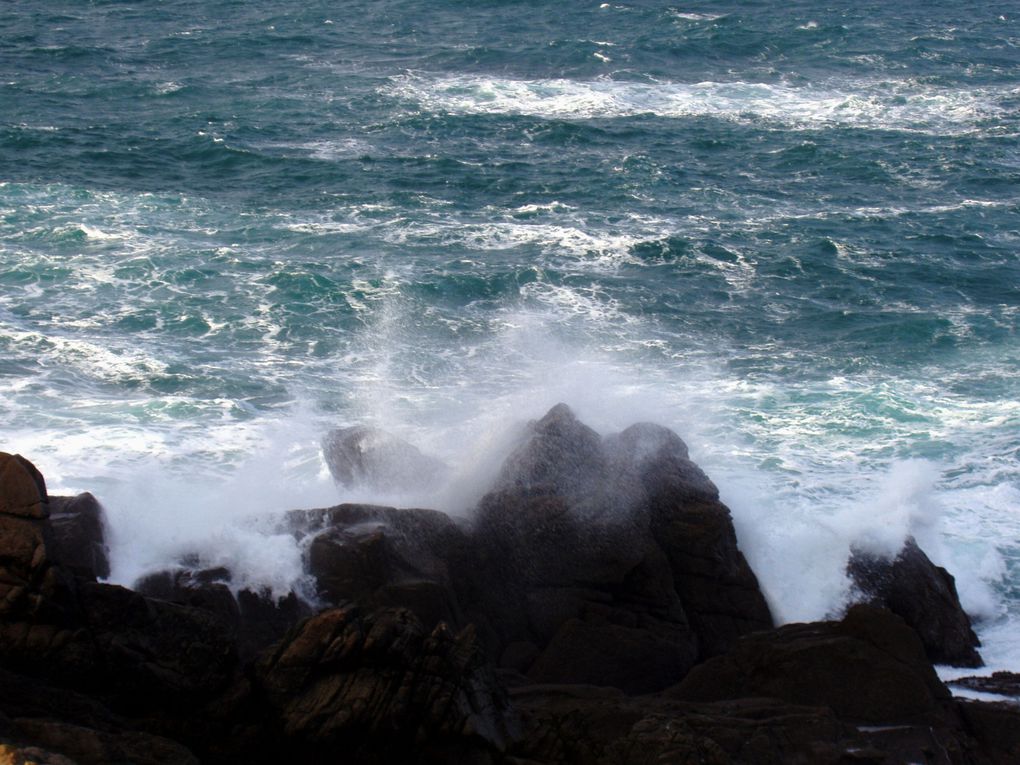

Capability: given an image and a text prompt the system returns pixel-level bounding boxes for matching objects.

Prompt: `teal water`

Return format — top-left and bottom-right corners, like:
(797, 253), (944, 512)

(2, 1), (1019, 667)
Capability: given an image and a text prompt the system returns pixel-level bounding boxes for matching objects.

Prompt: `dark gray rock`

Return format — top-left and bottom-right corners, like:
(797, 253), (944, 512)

(322, 426), (449, 493)
(848, 537), (982, 667)
(46, 493), (110, 581)
(670, 604), (951, 725)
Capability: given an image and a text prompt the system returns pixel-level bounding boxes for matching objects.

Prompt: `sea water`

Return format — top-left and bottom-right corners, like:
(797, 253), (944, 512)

(1, 1), (1018, 672)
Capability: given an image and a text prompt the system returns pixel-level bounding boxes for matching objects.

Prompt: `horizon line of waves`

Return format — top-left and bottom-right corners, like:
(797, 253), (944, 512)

(386, 73), (1014, 134)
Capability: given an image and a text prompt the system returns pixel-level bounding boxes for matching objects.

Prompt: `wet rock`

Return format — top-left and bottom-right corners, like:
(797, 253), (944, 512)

(135, 566), (311, 661)
(254, 605), (519, 762)
(293, 503), (469, 631)
(949, 671), (1020, 699)
(848, 537), (982, 667)
(322, 426), (449, 493)
(670, 604), (951, 725)
(46, 494), (109, 582)
(495, 403), (616, 510)
(455, 404), (771, 689)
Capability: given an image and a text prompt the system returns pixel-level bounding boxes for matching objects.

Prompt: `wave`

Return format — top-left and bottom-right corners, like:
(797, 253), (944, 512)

(387, 73), (1013, 134)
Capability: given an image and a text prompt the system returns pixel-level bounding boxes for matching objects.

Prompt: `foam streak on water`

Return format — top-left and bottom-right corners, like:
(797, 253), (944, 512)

(1, 0), (1019, 672)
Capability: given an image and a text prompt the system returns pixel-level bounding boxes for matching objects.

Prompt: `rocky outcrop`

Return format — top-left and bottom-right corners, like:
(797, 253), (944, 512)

(0, 407), (1009, 765)
(848, 537), (982, 667)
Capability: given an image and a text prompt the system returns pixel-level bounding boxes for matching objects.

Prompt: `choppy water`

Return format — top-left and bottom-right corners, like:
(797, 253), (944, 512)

(2, 1), (1019, 669)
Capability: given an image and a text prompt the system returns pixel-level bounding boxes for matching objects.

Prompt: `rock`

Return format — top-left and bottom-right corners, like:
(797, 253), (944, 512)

(254, 605), (519, 762)
(607, 422), (772, 659)
(508, 685), (976, 765)
(848, 537), (982, 667)
(495, 403), (614, 510)
(0, 454), (48, 519)
(526, 617), (696, 694)
(0, 666), (200, 765)
(670, 604), (951, 725)
(322, 426), (449, 493)
(949, 671), (1020, 699)
(0, 454), (71, 622)
(459, 404), (770, 690)
(293, 503), (469, 631)
(604, 421), (718, 502)
(135, 566), (312, 661)
(956, 699), (1020, 764)
(46, 494), (109, 582)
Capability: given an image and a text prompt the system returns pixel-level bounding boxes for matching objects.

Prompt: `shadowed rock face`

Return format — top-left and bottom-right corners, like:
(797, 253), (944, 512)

(670, 604), (951, 725)
(47, 492), (109, 582)
(848, 537), (983, 667)
(253, 605), (518, 762)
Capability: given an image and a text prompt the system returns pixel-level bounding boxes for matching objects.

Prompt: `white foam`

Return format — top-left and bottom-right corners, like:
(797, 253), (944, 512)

(386, 73), (1009, 134)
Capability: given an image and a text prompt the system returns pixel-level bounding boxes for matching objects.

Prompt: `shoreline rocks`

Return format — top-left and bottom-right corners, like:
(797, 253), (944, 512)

(1, 408), (1015, 764)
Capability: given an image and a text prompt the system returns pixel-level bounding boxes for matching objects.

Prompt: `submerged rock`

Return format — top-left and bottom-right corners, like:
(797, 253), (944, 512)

(848, 536), (982, 667)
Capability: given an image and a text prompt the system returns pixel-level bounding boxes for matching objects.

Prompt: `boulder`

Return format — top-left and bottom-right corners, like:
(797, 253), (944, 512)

(253, 605), (519, 762)
(46, 494), (109, 582)
(848, 537), (982, 667)
(670, 604), (951, 725)
(322, 426), (449, 493)
(0, 453), (72, 622)
(291, 503), (469, 632)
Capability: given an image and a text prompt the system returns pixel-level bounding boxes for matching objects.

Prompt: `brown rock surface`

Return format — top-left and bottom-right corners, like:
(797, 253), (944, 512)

(254, 605), (518, 762)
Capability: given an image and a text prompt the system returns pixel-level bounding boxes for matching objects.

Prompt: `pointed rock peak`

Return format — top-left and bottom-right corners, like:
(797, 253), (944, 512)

(496, 404), (606, 495)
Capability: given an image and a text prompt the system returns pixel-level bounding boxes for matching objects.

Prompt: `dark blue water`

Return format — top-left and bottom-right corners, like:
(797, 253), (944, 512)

(1, 0), (1019, 669)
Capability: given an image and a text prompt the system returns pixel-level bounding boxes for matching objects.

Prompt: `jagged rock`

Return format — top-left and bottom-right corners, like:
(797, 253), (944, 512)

(464, 404), (769, 688)
(495, 403), (616, 510)
(848, 537), (982, 667)
(254, 605), (519, 762)
(46, 494), (109, 582)
(322, 426), (449, 493)
(670, 604), (951, 725)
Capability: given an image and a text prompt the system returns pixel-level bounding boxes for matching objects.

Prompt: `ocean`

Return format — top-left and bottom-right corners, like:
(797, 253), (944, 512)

(2, 0), (1018, 674)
